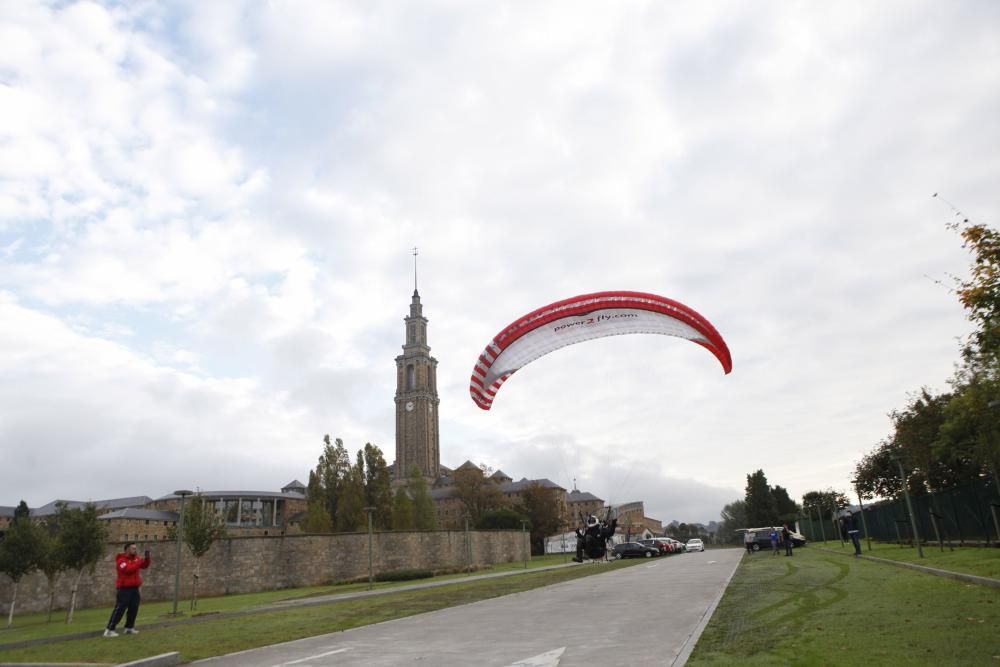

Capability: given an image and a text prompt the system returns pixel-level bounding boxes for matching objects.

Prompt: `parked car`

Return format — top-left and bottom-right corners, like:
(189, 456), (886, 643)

(665, 538), (686, 553)
(639, 538), (672, 555)
(686, 538), (705, 552)
(742, 527), (808, 551)
(613, 542), (660, 559)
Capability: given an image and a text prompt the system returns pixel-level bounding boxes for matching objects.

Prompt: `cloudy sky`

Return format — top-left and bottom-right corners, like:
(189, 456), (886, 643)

(1, 1), (997, 524)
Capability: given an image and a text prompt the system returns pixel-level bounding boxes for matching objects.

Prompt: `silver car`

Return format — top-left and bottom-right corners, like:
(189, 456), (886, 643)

(685, 538), (705, 552)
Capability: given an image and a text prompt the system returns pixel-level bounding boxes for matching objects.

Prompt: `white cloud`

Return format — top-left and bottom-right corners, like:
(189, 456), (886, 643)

(0, 1), (997, 524)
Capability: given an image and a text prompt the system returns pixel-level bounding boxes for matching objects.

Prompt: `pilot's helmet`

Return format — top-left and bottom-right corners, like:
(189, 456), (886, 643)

(586, 515), (599, 527)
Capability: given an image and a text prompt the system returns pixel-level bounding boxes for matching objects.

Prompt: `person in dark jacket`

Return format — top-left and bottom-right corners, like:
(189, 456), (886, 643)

(104, 542), (151, 637)
(572, 512), (618, 562)
(781, 524), (794, 556)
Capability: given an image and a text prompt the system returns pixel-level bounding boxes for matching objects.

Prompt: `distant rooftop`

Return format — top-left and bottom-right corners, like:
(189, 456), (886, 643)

(98, 508), (179, 522)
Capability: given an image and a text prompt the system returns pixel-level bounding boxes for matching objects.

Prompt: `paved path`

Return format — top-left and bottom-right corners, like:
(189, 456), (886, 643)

(194, 548), (743, 667)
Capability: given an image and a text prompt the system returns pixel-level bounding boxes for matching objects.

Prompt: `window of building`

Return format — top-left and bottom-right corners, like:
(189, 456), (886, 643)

(406, 364), (415, 390)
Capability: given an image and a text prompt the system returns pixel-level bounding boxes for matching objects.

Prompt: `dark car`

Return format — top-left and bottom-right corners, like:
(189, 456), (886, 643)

(743, 527), (807, 551)
(613, 542), (660, 559)
(639, 538), (672, 555)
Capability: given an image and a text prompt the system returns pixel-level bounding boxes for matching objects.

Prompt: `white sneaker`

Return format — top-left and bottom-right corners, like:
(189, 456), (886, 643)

(103, 629), (118, 637)
(124, 628), (139, 635)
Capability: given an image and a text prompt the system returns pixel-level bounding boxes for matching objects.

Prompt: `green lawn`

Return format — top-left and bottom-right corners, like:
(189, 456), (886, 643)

(688, 547), (1000, 666)
(836, 540), (1000, 579)
(0, 557), (637, 664)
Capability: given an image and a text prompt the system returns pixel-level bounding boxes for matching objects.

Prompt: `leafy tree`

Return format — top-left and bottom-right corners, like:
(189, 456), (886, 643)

(335, 451), (368, 532)
(35, 524), (65, 623)
(363, 443), (393, 529)
(302, 470), (333, 533)
(408, 466), (437, 530)
(172, 495), (228, 610)
(939, 369), (1000, 489)
(0, 501), (42, 628)
(801, 490), (848, 519)
(771, 485), (800, 523)
(516, 484), (562, 555)
(452, 464), (504, 525)
(391, 486), (415, 529)
(57, 502), (107, 624)
(478, 508), (526, 530)
(744, 470), (778, 527)
(719, 499), (747, 543)
(316, 435), (352, 528)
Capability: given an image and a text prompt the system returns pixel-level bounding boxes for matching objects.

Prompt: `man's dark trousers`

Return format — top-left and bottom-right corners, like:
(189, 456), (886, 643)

(107, 586), (141, 630)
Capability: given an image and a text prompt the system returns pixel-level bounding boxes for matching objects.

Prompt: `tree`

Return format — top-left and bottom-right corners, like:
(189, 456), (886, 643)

(57, 502), (107, 624)
(391, 486), (415, 530)
(801, 490), (849, 521)
(452, 464), (504, 525)
(744, 470), (778, 527)
(0, 501), (42, 627)
(719, 499), (747, 543)
(771, 485), (800, 523)
(478, 508), (526, 529)
(516, 484), (563, 554)
(173, 495), (227, 610)
(35, 524), (65, 623)
(301, 470), (333, 533)
(335, 451), (368, 532)
(316, 435), (352, 528)
(363, 443), (393, 529)
(408, 466), (437, 530)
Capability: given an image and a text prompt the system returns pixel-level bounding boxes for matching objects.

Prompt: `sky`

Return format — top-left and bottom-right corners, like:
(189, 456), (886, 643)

(1, 1), (998, 525)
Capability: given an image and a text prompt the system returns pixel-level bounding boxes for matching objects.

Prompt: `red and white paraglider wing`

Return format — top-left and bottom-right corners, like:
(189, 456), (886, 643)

(469, 291), (732, 410)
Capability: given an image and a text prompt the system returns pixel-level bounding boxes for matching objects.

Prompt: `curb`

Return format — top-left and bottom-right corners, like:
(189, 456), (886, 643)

(814, 546), (1000, 588)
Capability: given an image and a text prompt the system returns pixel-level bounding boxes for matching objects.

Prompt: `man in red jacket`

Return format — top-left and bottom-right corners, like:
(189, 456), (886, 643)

(103, 542), (151, 637)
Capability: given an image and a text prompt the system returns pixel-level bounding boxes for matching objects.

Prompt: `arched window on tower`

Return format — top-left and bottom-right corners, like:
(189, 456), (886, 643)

(406, 364), (415, 390)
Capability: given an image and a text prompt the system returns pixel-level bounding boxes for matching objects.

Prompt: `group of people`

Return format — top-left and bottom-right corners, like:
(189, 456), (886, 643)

(744, 524), (795, 556)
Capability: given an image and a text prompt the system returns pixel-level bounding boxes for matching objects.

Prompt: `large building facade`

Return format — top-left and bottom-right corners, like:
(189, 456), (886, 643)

(394, 288), (441, 482)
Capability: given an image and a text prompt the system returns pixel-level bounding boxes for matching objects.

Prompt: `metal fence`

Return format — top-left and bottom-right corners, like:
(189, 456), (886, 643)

(797, 478), (1000, 547)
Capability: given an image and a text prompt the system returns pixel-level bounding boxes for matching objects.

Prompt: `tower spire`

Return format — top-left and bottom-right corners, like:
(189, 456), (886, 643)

(412, 246), (419, 294)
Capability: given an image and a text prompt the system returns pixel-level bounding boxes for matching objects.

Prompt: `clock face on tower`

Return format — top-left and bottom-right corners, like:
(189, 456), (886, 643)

(405, 401), (414, 411)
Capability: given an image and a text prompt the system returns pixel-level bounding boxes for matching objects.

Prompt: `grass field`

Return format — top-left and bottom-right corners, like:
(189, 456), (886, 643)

(688, 547), (1000, 666)
(823, 540), (1000, 579)
(0, 555), (634, 664)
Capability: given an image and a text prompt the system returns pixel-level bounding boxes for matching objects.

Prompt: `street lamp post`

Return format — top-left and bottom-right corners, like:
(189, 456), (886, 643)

(170, 490), (193, 617)
(892, 457), (924, 558)
(520, 520), (529, 569)
(363, 506), (375, 590)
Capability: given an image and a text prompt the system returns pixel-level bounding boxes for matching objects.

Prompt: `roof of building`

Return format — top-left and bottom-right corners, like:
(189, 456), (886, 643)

(501, 478), (564, 493)
(429, 477), (565, 500)
(490, 469), (512, 481)
(0, 506), (16, 518)
(566, 490), (603, 503)
(282, 480), (306, 490)
(32, 496), (153, 517)
(98, 508), (179, 522)
(154, 490), (305, 501)
(455, 460), (481, 472)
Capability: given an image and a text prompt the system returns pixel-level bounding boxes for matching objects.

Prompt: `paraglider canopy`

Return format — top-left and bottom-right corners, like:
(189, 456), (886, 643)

(469, 291), (731, 410)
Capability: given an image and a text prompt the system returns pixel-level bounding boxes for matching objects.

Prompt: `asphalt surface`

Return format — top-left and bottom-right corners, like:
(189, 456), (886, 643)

(194, 548), (743, 667)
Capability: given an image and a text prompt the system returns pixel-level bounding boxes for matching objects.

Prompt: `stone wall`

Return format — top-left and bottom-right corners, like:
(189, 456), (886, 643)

(0, 529), (528, 615)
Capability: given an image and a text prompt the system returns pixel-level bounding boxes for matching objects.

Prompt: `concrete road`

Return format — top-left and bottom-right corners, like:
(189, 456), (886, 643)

(195, 548), (742, 667)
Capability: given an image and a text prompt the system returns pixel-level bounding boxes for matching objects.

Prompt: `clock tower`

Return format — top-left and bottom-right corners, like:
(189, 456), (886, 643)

(394, 285), (440, 481)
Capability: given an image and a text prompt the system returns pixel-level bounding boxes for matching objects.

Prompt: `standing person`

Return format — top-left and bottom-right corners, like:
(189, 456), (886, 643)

(769, 527), (780, 555)
(782, 524), (794, 556)
(104, 543), (151, 637)
(847, 512), (863, 556)
(744, 530), (756, 555)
